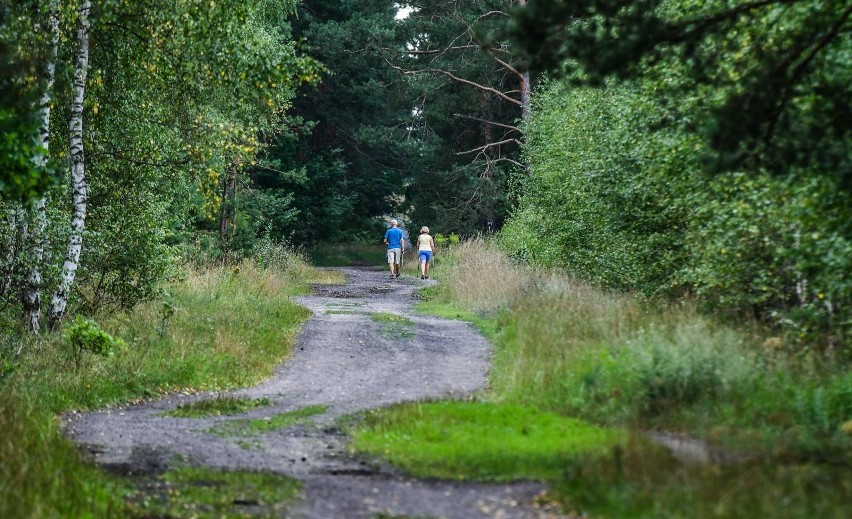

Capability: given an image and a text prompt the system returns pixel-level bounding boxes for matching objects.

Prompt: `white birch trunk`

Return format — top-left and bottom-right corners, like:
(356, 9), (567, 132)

(24, 0), (60, 333)
(50, 0), (91, 327)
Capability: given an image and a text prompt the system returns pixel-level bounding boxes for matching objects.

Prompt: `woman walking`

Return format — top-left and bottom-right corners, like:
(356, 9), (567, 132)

(417, 226), (435, 279)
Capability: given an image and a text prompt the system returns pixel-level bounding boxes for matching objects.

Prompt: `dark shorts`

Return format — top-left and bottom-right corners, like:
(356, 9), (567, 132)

(418, 250), (432, 262)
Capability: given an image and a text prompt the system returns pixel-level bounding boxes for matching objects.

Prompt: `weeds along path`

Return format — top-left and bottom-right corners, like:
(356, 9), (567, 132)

(65, 267), (556, 519)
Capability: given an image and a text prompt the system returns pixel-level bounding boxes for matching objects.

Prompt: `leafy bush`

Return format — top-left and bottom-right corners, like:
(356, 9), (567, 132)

(64, 316), (126, 368)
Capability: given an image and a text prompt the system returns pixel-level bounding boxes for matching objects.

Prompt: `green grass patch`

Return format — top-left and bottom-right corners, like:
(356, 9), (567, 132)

(127, 466), (300, 519)
(414, 287), (499, 341)
(370, 312), (415, 339)
(350, 401), (624, 481)
(209, 404), (328, 437)
(163, 396), (271, 418)
(370, 312), (414, 325)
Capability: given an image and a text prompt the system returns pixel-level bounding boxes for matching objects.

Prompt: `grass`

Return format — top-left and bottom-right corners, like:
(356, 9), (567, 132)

(351, 401), (624, 481)
(164, 396), (271, 418)
(126, 465), (300, 519)
(310, 269), (348, 284)
(370, 312), (415, 339)
(0, 259), (327, 517)
(355, 238), (852, 517)
(209, 404), (328, 437)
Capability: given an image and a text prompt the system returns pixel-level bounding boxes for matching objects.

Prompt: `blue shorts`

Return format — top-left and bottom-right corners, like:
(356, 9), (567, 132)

(418, 250), (432, 262)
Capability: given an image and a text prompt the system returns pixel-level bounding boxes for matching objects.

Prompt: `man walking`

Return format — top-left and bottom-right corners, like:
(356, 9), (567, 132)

(384, 219), (405, 279)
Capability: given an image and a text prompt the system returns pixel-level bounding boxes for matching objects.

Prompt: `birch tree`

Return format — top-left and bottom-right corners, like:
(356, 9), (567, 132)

(24, 0), (60, 333)
(50, 0), (90, 327)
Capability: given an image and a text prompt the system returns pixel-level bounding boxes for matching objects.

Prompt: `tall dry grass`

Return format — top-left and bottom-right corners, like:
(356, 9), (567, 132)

(435, 237), (528, 314)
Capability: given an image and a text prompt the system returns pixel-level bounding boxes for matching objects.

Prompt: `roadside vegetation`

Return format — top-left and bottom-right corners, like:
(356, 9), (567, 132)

(357, 239), (851, 517)
(0, 250), (334, 518)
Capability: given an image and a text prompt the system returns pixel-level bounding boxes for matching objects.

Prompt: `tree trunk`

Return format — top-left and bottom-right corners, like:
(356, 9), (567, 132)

(50, 0), (91, 327)
(519, 70), (531, 120)
(516, 0), (531, 120)
(1, 209), (23, 299)
(24, 0), (60, 333)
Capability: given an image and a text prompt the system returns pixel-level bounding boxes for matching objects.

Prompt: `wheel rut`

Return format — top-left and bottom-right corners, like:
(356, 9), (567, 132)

(64, 267), (562, 519)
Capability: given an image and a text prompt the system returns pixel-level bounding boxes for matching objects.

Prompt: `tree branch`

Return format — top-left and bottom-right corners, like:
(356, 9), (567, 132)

(453, 113), (521, 133)
(426, 68), (523, 106)
(456, 138), (521, 155)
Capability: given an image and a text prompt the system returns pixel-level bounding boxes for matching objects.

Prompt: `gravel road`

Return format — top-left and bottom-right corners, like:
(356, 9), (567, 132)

(64, 268), (561, 519)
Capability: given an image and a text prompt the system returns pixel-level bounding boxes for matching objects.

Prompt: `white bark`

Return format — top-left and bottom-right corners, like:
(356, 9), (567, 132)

(50, 0), (91, 327)
(25, 0), (60, 333)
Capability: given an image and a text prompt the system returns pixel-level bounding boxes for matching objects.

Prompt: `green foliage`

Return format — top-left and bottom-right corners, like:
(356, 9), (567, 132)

(1, 0), (323, 330)
(309, 241), (387, 267)
(350, 401), (624, 481)
(64, 315), (126, 368)
(397, 1), (525, 235)
(257, 0), (417, 243)
(0, 6), (57, 202)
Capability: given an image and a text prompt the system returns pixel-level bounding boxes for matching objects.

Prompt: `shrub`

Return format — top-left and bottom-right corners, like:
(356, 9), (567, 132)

(64, 316), (126, 369)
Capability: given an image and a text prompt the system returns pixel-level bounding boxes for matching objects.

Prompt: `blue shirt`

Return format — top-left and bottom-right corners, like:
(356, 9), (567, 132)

(384, 227), (404, 250)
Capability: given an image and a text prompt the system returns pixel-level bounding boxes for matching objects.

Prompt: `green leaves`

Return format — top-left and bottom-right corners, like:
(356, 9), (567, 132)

(64, 315), (126, 367)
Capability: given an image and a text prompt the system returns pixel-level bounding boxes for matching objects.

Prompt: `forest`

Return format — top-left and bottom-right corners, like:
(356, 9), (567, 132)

(0, 0), (849, 517)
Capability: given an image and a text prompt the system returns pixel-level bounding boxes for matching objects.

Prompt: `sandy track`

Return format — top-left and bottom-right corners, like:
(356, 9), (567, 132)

(65, 268), (558, 519)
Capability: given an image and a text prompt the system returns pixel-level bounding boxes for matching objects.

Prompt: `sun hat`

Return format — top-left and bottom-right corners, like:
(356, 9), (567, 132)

(420, 226), (429, 233)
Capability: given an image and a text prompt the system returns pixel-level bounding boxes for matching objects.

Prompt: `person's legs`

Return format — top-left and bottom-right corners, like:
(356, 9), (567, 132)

(389, 248), (401, 277)
(421, 250), (432, 278)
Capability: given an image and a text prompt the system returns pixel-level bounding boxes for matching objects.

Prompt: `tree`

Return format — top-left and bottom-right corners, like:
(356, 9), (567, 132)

(49, 0), (90, 326)
(255, 0), (416, 244)
(390, 0), (531, 234)
(508, 0), (852, 184)
(2, 0), (320, 330)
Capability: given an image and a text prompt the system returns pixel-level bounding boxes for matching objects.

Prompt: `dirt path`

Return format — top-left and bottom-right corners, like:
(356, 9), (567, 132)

(65, 268), (559, 519)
